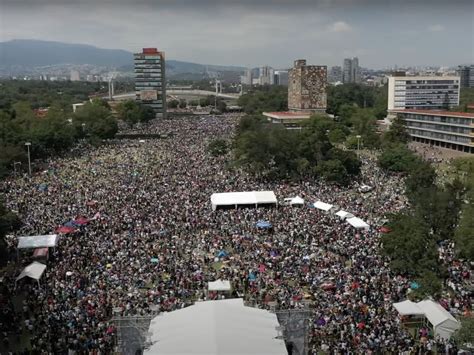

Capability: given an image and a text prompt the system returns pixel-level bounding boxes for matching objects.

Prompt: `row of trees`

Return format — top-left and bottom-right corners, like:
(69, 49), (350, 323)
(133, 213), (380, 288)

(231, 115), (361, 184)
(0, 99), (118, 177)
(378, 119), (472, 297)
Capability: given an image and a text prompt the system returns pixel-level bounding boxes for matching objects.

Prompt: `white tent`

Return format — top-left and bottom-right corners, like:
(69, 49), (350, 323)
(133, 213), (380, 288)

(417, 300), (461, 340)
(146, 299), (286, 355)
(16, 262), (46, 285)
(211, 191), (277, 211)
(285, 196), (304, 205)
(335, 210), (354, 220)
(17, 234), (58, 249)
(313, 201), (334, 212)
(393, 300), (425, 316)
(208, 280), (232, 291)
(393, 299), (460, 340)
(346, 217), (370, 230)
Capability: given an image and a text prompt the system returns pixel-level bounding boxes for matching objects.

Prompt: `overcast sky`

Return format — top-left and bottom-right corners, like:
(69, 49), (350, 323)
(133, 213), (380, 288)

(1, 0), (473, 69)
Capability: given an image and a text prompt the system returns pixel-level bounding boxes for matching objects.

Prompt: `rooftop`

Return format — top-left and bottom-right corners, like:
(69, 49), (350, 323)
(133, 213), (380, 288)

(392, 109), (474, 119)
(263, 111), (312, 119)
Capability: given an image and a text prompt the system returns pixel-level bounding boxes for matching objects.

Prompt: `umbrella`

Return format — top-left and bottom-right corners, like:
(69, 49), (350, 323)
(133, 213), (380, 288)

(248, 272), (257, 281)
(217, 250), (228, 258)
(38, 183), (48, 192)
(158, 229), (168, 236)
(256, 220), (272, 229)
(379, 226), (392, 233)
(410, 282), (420, 290)
(258, 264), (266, 272)
(150, 258), (159, 263)
(56, 226), (76, 234)
(316, 318), (326, 326)
(74, 217), (89, 225)
(307, 203), (315, 208)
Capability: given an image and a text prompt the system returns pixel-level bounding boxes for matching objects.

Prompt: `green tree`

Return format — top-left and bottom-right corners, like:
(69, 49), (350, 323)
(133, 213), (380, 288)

(0, 197), (21, 266)
(207, 139), (229, 157)
(73, 101), (117, 139)
(316, 160), (348, 184)
(383, 117), (410, 145)
(454, 317), (474, 350)
(378, 144), (419, 172)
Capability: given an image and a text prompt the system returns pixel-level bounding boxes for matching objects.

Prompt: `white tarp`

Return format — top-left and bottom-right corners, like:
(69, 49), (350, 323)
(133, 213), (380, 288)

(417, 300), (461, 340)
(393, 300), (425, 316)
(208, 280), (232, 291)
(346, 217), (370, 230)
(211, 191), (277, 211)
(16, 262), (46, 282)
(313, 201), (334, 211)
(17, 234), (58, 249)
(146, 299), (286, 355)
(335, 210), (354, 220)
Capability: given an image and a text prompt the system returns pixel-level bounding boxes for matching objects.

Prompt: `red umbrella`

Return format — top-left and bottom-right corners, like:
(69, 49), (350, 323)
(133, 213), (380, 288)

(74, 216), (89, 225)
(321, 282), (336, 291)
(357, 322), (365, 329)
(56, 226), (76, 234)
(379, 226), (392, 233)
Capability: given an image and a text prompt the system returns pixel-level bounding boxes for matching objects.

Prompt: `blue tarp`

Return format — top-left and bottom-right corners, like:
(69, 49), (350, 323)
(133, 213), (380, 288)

(256, 220), (272, 229)
(248, 272), (257, 281)
(410, 282), (420, 290)
(150, 258), (159, 263)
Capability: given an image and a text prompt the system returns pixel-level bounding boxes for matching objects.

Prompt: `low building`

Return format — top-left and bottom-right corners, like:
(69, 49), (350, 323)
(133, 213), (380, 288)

(263, 111), (312, 129)
(393, 109), (474, 153)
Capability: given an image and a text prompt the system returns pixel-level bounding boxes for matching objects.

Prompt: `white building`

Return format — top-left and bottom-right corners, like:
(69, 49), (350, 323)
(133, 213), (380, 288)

(240, 68), (253, 85)
(343, 57), (360, 83)
(388, 75), (460, 113)
(70, 70), (80, 81)
(259, 66), (274, 85)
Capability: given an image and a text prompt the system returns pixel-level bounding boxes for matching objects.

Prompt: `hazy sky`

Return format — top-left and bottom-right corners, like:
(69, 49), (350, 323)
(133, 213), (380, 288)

(1, 0), (473, 68)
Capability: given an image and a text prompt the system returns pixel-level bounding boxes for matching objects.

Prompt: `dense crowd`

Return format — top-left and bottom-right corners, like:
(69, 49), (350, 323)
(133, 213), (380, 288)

(0, 114), (470, 354)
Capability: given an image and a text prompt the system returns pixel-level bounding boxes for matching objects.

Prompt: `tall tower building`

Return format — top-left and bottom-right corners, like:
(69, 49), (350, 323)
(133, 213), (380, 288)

(342, 57), (360, 83)
(288, 59), (327, 113)
(134, 48), (166, 118)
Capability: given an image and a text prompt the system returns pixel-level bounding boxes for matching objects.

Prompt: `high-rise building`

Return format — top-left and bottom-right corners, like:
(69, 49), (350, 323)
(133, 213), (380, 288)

(288, 59), (327, 112)
(259, 66), (274, 85)
(274, 71), (289, 86)
(328, 66), (342, 83)
(342, 57), (360, 83)
(70, 70), (80, 81)
(456, 65), (474, 88)
(240, 69), (253, 85)
(134, 48), (166, 118)
(388, 75), (460, 113)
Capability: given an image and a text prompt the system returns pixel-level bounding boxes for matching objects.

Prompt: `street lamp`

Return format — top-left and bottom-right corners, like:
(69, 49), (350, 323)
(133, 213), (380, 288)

(356, 135), (362, 158)
(25, 142), (32, 176)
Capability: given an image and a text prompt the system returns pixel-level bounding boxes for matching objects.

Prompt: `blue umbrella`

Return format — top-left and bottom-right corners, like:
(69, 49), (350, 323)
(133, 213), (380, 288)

(150, 258), (159, 263)
(158, 229), (167, 236)
(248, 272), (257, 281)
(38, 183), (48, 192)
(256, 220), (272, 229)
(410, 282), (420, 290)
(217, 250), (228, 258)
(307, 203), (315, 208)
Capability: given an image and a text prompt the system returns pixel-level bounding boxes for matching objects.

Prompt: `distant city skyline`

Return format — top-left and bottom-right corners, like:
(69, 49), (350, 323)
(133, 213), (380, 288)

(1, 0), (473, 69)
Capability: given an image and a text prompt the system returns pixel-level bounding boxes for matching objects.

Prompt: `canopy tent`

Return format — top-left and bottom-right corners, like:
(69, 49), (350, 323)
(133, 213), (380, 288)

(335, 210), (354, 220)
(313, 201), (334, 212)
(417, 300), (461, 340)
(393, 300), (425, 316)
(56, 226), (76, 234)
(73, 216), (89, 225)
(145, 299), (286, 355)
(346, 217), (370, 230)
(16, 262), (46, 286)
(208, 280), (232, 291)
(393, 299), (460, 340)
(256, 220), (272, 229)
(17, 235), (58, 249)
(284, 196), (304, 205)
(211, 191), (277, 211)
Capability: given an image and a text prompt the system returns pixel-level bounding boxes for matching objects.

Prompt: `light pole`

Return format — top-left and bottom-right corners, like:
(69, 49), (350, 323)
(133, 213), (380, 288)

(356, 135), (362, 158)
(25, 142), (32, 176)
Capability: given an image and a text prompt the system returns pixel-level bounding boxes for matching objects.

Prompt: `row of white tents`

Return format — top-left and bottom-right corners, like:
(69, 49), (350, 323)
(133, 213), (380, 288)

(312, 200), (370, 231)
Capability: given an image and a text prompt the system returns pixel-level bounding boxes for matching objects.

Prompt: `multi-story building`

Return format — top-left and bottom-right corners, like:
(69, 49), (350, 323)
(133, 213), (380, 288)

(240, 69), (253, 86)
(134, 48), (166, 118)
(388, 76), (460, 114)
(328, 66), (342, 83)
(258, 66), (274, 85)
(456, 65), (474, 88)
(70, 70), (80, 81)
(274, 70), (289, 86)
(342, 57), (360, 83)
(288, 59), (327, 113)
(393, 109), (474, 153)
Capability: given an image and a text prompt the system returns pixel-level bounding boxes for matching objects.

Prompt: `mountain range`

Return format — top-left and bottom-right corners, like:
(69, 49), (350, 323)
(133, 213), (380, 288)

(0, 39), (244, 77)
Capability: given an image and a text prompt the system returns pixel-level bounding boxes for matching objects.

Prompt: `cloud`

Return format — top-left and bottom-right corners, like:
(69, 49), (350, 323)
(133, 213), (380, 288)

(327, 21), (353, 33)
(428, 24), (445, 32)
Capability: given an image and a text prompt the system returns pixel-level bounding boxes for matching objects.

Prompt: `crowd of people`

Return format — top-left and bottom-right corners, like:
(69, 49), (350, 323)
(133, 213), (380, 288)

(0, 114), (470, 354)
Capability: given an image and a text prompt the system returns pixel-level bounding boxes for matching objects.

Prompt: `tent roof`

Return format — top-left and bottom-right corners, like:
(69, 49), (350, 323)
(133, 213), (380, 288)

(346, 217), (370, 229)
(417, 300), (459, 328)
(290, 196), (304, 205)
(313, 201), (333, 211)
(16, 262), (46, 281)
(146, 299), (286, 355)
(211, 191), (277, 208)
(208, 280), (232, 291)
(17, 234), (58, 249)
(393, 300), (424, 316)
(335, 210), (354, 219)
